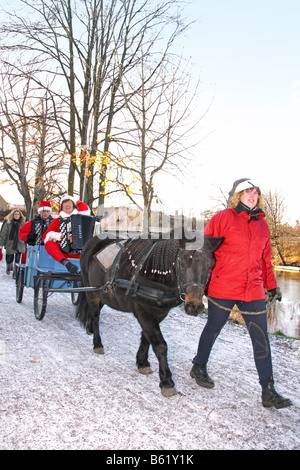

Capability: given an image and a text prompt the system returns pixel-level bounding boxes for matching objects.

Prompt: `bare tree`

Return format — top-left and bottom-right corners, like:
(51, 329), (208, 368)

(0, 73), (65, 216)
(103, 54), (202, 227)
(0, 0), (191, 208)
(264, 189), (287, 265)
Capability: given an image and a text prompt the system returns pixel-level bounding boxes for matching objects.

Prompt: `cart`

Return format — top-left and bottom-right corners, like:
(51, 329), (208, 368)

(15, 215), (99, 320)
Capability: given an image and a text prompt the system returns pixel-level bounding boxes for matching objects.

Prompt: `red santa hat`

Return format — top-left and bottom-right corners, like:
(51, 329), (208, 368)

(76, 200), (91, 215)
(38, 200), (52, 213)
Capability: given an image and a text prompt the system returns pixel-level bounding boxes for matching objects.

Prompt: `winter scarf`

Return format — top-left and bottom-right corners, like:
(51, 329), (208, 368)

(9, 219), (21, 250)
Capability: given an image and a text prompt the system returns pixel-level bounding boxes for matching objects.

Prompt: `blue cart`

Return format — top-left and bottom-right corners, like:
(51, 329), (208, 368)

(15, 215), (98, 320)
(16, 245), (84, 320)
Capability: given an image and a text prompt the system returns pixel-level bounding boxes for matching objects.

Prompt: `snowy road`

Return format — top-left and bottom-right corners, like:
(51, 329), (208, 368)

(0, 261), (299, 450)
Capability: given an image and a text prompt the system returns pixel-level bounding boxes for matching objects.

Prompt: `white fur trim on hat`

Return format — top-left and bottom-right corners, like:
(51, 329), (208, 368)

(60, 195), (77, 206)
(38, 200), (52, 213)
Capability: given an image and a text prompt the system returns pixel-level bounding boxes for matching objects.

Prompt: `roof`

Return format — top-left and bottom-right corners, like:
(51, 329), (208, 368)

(0, 194), (9, 211)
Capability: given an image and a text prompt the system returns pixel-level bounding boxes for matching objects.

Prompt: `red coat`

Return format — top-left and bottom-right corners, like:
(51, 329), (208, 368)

(204, 208), (277, 301)
(42, 201), (90, 263)
(19, 215), (53, 245)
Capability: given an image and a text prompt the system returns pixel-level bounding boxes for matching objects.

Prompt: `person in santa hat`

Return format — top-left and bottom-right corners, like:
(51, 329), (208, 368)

(19, 200), (53, 246)
(42, 195), (91, 273)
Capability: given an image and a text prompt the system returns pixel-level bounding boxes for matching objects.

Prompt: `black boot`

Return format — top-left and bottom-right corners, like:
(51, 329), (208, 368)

(6, 262), (13, 275)
(262, 381), (293, 409)
(190, 363), (215, 389)
(64, 261), (78, 274)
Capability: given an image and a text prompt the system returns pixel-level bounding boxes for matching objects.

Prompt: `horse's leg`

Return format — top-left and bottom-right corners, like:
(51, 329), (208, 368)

(86, 292), (104, 355)
(136, 332), (152, 375)
(135, 309), (176, 397)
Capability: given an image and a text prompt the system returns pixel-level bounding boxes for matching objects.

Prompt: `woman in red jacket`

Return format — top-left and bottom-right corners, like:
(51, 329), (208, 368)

(190, 179), (292, 409)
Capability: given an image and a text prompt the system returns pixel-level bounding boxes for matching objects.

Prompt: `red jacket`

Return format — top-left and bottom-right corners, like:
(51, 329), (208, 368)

(204, 208), (277, 301)
(42, 201), (90, 245)
(42, 201), (90, 263)
(19, 215), (53, 245)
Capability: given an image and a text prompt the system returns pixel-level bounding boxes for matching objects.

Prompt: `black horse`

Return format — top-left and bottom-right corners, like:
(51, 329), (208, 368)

(76, 234), (222, 396)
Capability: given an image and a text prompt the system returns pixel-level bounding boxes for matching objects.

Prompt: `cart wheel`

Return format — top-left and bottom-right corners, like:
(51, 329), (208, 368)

(34, 277), (48, 321)
(16, 267), (25, 303)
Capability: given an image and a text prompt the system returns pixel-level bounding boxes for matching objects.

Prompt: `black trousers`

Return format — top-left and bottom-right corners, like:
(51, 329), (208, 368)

(193, 297), (273, 387)
(6, 252), (21, 264)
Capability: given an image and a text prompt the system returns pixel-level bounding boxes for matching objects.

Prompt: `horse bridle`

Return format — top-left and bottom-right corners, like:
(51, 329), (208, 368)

(176, 248), (206, 301)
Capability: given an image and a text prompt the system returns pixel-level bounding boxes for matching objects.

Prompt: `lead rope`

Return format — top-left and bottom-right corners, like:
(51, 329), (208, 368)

(206, 291), (280, 316)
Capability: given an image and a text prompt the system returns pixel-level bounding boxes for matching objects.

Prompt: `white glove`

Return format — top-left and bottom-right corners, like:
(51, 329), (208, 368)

(44, 231), (62, 243)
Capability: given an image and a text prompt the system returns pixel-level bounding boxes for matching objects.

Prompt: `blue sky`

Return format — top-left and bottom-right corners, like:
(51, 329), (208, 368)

(156, 0), (300, 223)
(1, 0), (299, 223)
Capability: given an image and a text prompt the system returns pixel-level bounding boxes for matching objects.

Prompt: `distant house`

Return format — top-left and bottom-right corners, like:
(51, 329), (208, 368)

(0, 194), (9, 211)
(0, 194), (26, 221)
(99, 206), (192, 235)
(8, 203), (26, 211)
(100, 206), (134, 232)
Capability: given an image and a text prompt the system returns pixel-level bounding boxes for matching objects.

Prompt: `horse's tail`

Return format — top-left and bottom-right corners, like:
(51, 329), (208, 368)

(75, 290), (90, 328)
(75, 235), (99, 329)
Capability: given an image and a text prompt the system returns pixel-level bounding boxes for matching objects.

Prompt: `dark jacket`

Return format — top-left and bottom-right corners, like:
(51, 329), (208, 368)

(0, 210), (26, 254)
(19, 214), (53, 245)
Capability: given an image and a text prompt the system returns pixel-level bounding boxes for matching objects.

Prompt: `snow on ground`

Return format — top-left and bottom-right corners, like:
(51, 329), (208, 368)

(0, 260), (299, 451)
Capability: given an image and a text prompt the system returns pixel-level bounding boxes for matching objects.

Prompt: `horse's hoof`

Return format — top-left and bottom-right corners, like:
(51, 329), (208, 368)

(86, 324), (92, 335)
(94, 347), (104, 355)
(138, 366), (153, 375)
(161, 387), (177, 397)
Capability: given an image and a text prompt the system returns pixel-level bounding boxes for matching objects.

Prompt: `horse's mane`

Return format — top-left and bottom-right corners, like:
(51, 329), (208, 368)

(125, 238), (180, 283)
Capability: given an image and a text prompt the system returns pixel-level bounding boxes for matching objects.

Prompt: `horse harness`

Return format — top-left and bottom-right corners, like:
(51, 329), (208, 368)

(175, 249), (206, 302)
(94, 239), (205, 307)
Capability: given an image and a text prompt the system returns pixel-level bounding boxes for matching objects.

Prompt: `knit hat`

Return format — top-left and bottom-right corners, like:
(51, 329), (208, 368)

(38, 200), (52, 213)
(227, 178), (261, 205)
(60, 195), (77, 207)
(76, 200), (91, 215)
(234, 179), (261, 194)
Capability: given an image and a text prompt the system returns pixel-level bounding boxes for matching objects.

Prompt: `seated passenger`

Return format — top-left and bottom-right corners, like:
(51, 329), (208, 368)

(19, 200), (53, 246)
(42, 195), (90, 273)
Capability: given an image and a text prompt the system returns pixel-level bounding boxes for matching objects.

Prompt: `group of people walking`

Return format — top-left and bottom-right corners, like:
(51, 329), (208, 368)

(0, 181), (293, 409)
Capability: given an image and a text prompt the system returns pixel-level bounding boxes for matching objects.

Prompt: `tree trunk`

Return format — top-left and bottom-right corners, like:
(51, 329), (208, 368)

(275, 241), (287, 266)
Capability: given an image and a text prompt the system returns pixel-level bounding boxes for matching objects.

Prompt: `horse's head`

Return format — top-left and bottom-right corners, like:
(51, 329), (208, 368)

(177, 236), (223, 316)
